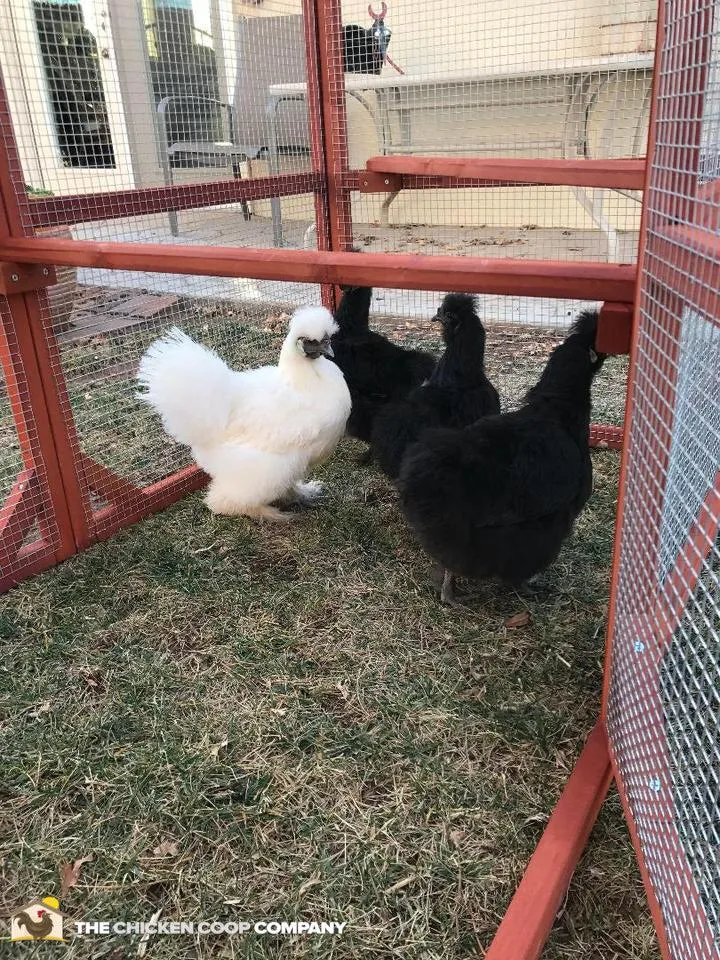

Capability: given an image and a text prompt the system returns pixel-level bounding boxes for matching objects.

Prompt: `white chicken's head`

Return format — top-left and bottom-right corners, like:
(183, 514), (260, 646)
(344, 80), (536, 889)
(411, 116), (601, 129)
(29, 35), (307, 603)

(288, 306), (337, 360)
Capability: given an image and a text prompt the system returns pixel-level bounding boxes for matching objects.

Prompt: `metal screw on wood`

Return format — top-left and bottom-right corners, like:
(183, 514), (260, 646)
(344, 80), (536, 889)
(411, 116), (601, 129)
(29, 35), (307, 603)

(42, 268), (49, 276)
(11, 273), (18, 282)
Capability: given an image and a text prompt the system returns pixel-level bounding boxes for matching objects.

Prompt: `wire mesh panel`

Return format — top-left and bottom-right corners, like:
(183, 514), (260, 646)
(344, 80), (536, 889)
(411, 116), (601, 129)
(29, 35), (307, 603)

(0, 296), (68, 590)
(605, 0), (720, 956)
(328, 0), (654, 327)
(0, 0), (317, 251)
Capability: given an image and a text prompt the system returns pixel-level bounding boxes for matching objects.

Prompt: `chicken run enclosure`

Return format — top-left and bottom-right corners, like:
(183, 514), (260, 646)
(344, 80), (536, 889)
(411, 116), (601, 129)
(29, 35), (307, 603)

(0, 0), (719, 955)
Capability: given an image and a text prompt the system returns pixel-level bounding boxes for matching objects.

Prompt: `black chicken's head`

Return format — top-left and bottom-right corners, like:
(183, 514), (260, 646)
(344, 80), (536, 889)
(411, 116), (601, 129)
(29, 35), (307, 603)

(432, 293), (481, 341)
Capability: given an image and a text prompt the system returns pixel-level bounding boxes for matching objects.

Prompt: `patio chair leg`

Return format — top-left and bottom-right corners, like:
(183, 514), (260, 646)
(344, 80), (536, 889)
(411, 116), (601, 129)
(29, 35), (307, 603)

(233, 161), (252, 222)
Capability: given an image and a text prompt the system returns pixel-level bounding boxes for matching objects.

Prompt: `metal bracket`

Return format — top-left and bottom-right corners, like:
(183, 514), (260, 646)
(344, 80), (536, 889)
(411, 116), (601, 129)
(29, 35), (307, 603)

(597, 301), (634, 355)
(0, 262), (57, 296)
(358, 171), (403, 193)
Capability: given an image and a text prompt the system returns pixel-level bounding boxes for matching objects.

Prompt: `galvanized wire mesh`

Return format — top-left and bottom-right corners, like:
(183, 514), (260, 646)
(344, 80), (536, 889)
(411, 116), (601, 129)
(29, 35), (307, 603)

(0, 0), (652, 327)
(0, 0), (639, 584)
(0, 297), (61, 587)
(605, 0), (720, 955)
(0, 0), (315, 250)
(333, 0), (653, 326)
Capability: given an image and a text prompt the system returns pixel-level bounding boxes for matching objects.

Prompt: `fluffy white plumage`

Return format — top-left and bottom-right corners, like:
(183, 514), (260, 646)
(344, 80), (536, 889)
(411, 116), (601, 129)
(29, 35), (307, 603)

(137, 306), (351, 519)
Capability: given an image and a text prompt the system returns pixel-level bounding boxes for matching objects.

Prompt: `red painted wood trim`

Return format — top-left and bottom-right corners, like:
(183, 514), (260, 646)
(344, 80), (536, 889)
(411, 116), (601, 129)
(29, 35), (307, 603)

(313, 0), (354, 266)
(597, 302), (634, 355)
(0, 76), (81, 566)
(301, 0), (336, 311)
(79, 455), (144, 505)
(602, 4), (716, 956)
(26, 173), (321, 229)
(0, 237), (637, 300)
(366, 156), (647, 190)
(589, 424), (623, 450)
(0, 469), (39, 560)
(485, 722), (612, 960)
(89, 465), (208, 539)
(0, 543), (58, 594)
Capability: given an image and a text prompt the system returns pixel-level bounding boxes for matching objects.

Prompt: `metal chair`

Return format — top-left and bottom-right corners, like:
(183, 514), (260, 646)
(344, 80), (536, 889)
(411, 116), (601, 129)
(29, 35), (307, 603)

(156, 15), (310, 240)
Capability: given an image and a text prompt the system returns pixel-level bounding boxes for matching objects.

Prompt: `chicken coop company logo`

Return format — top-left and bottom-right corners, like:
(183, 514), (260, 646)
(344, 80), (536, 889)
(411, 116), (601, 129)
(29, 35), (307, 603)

(10, 897), (64, 942)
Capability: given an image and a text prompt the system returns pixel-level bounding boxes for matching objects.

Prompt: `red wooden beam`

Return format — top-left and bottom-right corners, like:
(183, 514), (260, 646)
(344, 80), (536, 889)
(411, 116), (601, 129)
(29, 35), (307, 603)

(90, 465), (208, 539)
(485, 722), (613, 960)
(79, 455), (144, 506)
(597, 302), (634, 355)
(589, 424), (623, 450)
(0, 236), (637, 301)
(366, 157), (647, 190)
(314, 0), (353, 255)
(0, 76), (81, 567)
(301, 0), (335, 311)
(0, 542), (59, 594)
(0, 469), (40, 562)
(25, 173), (321, 229)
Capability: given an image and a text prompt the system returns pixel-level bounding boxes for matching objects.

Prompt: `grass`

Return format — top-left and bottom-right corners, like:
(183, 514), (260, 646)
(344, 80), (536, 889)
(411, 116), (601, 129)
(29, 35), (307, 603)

(0, 302), (653, 957)
(1, 453), (657, 958)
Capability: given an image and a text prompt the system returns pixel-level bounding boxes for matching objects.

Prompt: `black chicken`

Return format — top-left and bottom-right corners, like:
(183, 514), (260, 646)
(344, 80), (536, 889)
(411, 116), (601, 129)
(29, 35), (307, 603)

(398, 309), (607, 603)
(330, 285), (436, 444)
(371, 293), (500, 479)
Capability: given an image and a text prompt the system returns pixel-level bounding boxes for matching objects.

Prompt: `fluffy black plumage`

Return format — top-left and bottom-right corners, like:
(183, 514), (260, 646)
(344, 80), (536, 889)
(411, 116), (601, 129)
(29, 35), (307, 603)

(330, 286), (436, 443)
(370, 293), (500, 479)
(343, 24), (386, 74)
(398, 309), (607, 599)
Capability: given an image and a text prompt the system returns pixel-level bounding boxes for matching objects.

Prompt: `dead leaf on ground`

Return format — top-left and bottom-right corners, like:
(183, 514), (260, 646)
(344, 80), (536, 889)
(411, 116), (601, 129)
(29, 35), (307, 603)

(505, 611), (531, 628)
(152, 841), (179, 858)
(209, 738), (229, 759)
(80, 668), (103, 690)
(59, 856), (93, 899)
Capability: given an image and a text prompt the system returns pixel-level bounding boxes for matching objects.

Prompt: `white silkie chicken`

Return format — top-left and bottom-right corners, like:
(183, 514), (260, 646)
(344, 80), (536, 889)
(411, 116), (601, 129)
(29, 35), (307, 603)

(137, 306), (351, 520)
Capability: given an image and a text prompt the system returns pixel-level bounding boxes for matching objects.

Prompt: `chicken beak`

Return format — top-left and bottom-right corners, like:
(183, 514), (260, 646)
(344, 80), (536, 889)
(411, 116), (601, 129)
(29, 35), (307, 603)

(321, 341), (334, 358)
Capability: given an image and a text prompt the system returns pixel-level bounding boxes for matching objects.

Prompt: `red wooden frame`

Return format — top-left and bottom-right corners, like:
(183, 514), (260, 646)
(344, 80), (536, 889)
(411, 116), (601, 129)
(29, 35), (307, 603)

(0, 82), (79, 589)
(365, 156), (647, 190)
(26, 173), (321, 229)
(600, 2), (720, 957)
(0, 236), (637, 300)
(485, 723), (613, 960)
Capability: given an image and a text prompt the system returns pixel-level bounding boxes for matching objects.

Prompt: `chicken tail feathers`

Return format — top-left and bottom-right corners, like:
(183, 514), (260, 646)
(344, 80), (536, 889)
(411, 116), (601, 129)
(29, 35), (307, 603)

(137, 327), (236, 448)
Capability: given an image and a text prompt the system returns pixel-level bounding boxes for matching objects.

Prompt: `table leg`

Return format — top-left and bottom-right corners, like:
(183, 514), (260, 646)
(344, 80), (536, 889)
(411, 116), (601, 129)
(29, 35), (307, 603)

(266, 94), (285, 247)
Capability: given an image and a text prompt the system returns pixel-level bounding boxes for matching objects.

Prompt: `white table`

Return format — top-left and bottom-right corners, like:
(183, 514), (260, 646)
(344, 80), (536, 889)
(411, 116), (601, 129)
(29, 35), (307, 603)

(266, 54), (654, 250)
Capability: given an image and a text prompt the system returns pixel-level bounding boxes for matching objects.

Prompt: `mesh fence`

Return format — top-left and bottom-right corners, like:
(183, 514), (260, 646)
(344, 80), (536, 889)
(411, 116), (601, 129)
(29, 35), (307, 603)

(0, 0), (316, 248)
(334, 0), (653, 325)
(0, 0), (641, 582)
(605, 0), (720, 956)
(0, 0), (652, 325)
(0, 296), (63, 589)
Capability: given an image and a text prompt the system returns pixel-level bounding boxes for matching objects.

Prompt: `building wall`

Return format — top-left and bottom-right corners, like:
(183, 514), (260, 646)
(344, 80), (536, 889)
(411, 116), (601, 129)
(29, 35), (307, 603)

(0, 0), (655, 240)
(238, 0), (654, 235)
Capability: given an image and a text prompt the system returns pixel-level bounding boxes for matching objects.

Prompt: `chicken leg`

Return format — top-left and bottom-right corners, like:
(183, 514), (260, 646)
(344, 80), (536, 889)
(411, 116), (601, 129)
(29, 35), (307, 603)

(431, 564), (458, 606)
(292, 480), (326, 505)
